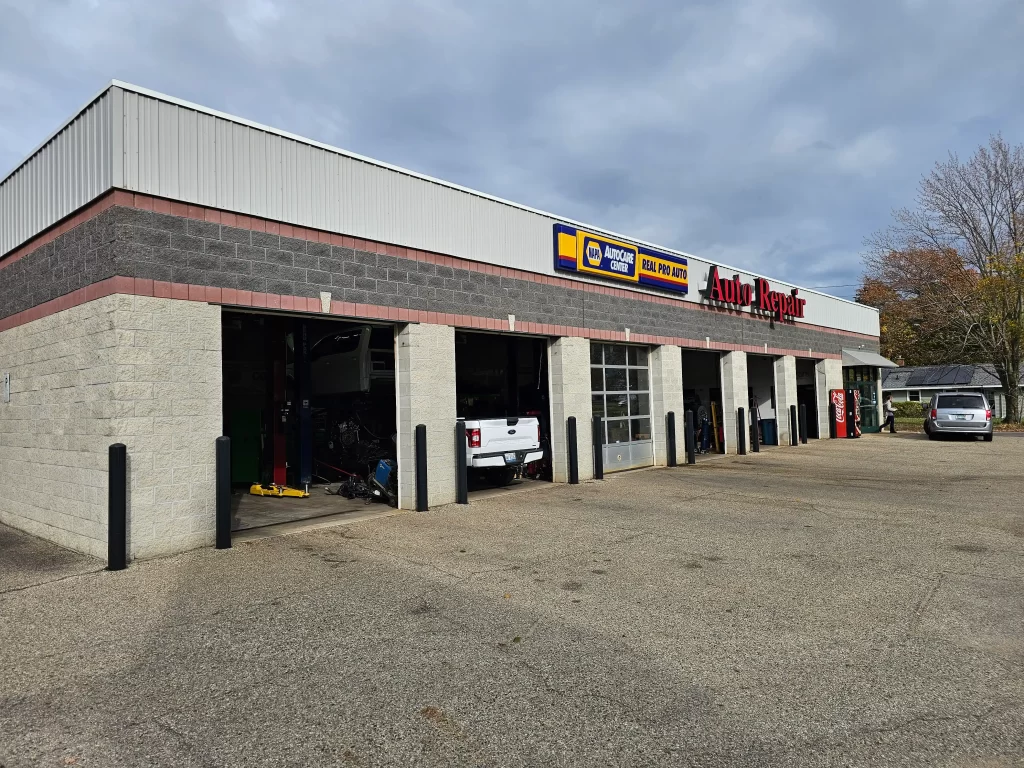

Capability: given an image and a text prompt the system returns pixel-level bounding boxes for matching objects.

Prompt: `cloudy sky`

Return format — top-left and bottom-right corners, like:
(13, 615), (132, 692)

(3, 0), (1023, 298)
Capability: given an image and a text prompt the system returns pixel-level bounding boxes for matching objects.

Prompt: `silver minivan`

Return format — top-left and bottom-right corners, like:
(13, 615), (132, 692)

(924, 391), (993, 441)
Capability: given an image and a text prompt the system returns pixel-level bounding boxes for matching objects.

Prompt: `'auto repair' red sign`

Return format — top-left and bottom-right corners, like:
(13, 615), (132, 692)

(703, 265), (806, 320)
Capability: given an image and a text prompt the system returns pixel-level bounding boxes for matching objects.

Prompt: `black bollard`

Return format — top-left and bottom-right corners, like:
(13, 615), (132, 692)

(684, 410), (696, 465)
(107, 443), (127, 571)
(415, 424), (428, 511)
(216, 436), (231, 549)
(750, 410), (760, 453)
(455, 420), (468, 504)
(666, 411), (677, 468)
(592, 414), (604, 480)
(790, 405), (799, 446)
(567, 416), (579, 485)
(799, 404), (808, 444)
(737, 407), (747, 455)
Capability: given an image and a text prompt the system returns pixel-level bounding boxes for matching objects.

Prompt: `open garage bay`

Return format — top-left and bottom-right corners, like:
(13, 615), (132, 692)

(2, 434), (1022, 766)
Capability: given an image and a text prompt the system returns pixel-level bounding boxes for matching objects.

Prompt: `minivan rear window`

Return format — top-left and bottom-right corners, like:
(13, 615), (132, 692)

(936, 395), (986, 409)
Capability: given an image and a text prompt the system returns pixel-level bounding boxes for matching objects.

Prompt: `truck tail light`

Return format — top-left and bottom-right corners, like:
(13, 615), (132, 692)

(467, 428), (480, 448)
(986, 409), (992, 420)
(537, 423), (541, 444)
(931, 409), (937, 419)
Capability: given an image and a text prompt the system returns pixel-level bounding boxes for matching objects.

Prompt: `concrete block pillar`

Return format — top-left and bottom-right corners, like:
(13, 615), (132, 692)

(548, 336), (593, 482)
(815, 358), (843, 437)
(396, 323), (457, 509)
(773, 355), (798, 445)
(650, 344), (684, 466)
(720, 350), (748, 454)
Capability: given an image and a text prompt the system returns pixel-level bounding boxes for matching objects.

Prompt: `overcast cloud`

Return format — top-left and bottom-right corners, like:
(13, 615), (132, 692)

(2, 0), (1023, 298)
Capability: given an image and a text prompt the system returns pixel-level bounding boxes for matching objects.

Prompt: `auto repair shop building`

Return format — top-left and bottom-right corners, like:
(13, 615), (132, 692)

(0, 82), (882, 559)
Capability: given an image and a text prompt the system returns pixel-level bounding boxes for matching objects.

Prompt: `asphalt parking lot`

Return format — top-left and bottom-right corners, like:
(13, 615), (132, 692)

(2, 433), (1022, 767)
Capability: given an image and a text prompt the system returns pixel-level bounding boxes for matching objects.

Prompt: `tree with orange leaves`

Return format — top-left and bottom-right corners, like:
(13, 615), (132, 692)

(863, 135), (1024, 422)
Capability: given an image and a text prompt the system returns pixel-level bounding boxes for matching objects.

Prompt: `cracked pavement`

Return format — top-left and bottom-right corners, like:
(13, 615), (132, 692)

(1, 432), (1022, 766)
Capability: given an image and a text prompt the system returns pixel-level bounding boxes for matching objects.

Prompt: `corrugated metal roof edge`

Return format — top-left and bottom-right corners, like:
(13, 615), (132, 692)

(1, 79), (878, 315)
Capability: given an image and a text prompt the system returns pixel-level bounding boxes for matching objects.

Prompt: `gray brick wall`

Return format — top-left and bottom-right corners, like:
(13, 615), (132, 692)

(1, 206), (877, 356)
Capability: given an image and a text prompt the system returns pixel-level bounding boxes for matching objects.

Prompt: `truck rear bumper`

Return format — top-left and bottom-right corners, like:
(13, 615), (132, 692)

(470, 450), (544, 468)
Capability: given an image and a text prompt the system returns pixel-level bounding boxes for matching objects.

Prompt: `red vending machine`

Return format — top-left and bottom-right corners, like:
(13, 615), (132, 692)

(830, 389), (846, 438)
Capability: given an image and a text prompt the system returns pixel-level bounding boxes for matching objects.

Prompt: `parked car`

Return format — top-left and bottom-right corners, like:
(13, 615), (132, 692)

(924, 392), (993, 441)
(464, 417), (544, 486)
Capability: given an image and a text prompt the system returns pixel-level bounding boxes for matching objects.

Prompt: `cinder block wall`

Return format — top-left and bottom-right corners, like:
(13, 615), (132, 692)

(650, 344), (684, 466)
(396, 323), (457, 509)
(0, 294), (221, 559)
(117, 295), (221, 558)
(0, 295), (122, 557)
(549, 337), (594, 482)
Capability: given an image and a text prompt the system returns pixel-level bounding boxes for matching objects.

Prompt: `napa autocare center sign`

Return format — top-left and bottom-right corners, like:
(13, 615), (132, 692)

(553, 224), (688, 294)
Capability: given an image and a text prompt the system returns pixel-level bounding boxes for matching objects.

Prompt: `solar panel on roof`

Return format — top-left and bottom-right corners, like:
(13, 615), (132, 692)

(906, 370), (929, 386)
(954, 367), (974, 385)
(936, 366), (961, 385)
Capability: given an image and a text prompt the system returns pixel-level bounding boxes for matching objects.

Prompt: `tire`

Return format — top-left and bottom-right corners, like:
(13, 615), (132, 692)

(984, 434), (993, 442)
(927, 432), (937, 441)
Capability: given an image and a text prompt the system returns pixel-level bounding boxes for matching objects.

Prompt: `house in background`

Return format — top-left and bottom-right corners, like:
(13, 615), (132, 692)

(882, 364), (1023, 418)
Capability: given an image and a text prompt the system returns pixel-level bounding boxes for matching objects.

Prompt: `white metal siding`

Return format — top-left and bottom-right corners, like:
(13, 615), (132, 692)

(2, 82), (879, 337)
(0, 90), (113, 257)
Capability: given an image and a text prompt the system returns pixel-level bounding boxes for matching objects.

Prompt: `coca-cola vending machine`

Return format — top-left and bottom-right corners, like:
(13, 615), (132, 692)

(830, 389), (845, 438)
(830, 388), (861, 438)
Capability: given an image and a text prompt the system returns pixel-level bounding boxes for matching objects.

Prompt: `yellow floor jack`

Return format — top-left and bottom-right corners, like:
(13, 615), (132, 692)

(249, 483), (310, 498)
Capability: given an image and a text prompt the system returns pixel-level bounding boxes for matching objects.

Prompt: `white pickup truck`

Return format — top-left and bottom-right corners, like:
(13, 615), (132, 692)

(464, 417), (544, 486)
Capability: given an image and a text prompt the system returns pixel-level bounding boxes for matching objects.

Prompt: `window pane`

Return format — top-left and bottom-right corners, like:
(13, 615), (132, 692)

(591, 395), (605, 418)
(628, 368), (649, 392)
(590, 343), (603, 365)
(591, 367), (603, 392)
(937, 394), (986, 409)
(606, 394), (628, 418)
(633, 347), (649, 367)
(605, 368), (627, 391)
(605, 344), (627, 366)
(607, 419), (630, 444)
(631, 418), (651, 441)
(628, 393), (650, 417)
(627, 346), (638, 366)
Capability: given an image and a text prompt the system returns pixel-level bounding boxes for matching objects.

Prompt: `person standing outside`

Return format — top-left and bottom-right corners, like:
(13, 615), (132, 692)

(883, 394), (897, 434)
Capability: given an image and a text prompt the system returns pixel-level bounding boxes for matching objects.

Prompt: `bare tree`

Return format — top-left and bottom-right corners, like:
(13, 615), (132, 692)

(865, 135), (1024, 422)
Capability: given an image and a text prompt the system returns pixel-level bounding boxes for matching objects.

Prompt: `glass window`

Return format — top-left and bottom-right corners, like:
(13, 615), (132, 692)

(628, 393), (650, 417)
(605, 368), (628, 392)
(607, 419), (630, 444)
(631, 418), (651, 440)
(936, 394), (986, 409)
(628, 368), (649, 391)
(590, 343), (652, 448)
(606, 394), (628, 418)
(604, 344), (627, 366)
(908, 391), (921, 402)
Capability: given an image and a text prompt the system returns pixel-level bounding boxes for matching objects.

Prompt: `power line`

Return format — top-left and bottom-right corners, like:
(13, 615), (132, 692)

(806, 283), (861, 290)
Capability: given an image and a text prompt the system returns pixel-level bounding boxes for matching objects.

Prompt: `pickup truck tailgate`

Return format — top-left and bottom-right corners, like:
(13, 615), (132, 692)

(476, 418), (539, 452)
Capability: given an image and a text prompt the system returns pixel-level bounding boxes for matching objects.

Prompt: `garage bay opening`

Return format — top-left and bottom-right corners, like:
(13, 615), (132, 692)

(681, 350), (725, 454)
(455, 331), (551, 490)
(796, 358), (820, 439)
(222, 312), (397, 531)
(746, 354), (779, 446)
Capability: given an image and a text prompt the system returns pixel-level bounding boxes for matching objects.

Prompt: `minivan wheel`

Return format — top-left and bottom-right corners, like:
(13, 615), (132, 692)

(984, 434), (993, 442)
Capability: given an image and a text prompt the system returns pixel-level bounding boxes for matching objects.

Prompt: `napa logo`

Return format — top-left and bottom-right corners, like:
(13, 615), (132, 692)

(585, 240), (603, 268)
